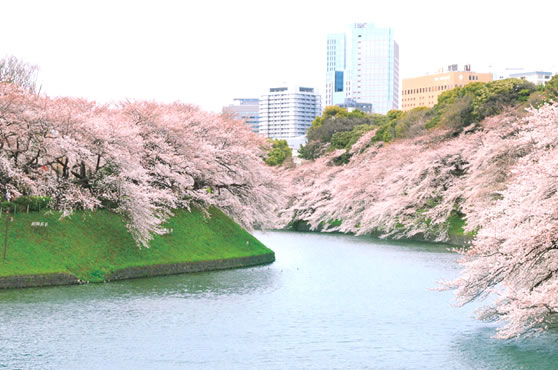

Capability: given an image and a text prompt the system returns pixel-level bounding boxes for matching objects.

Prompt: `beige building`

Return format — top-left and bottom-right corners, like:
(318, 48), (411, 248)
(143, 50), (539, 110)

(401, 66), (493, 111)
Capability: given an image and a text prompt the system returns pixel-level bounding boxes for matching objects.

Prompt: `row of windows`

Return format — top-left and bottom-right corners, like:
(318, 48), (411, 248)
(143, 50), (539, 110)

(263, 124), (311, 127)
(262, 101), (320, 105)
(263, 93), (319, 98)
(262, 97), (319, 101)
(261, 116), (318, 119)
(261, 106), (319, 110)
(402, 102), (435, 109)
(260, 126), (310, 131)
(403, 84), (464, 95)
(261, 109), (320, 113)
(261, 114), (317, 118)
(261, 117), (317, 121)
(403, 95), (435, 101)
(262, 124), (311, 128)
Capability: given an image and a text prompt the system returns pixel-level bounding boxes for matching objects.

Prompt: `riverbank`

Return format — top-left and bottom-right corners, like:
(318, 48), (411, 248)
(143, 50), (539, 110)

(289, 216), (473, 247)
(0, 207), (274, 289)
(6, 231), (556, 369)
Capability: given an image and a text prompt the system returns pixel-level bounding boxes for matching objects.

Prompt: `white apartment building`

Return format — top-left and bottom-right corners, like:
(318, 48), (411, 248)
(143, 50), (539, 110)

(493, 68), (555, 86)
(509, 71), (554, 86)
(258, 86), (321, 146)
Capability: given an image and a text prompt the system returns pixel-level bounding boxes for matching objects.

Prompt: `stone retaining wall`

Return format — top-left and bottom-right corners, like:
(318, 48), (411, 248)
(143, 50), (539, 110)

(0, 273), (80, 289)
(0, 252), (275, 289)
(106, 253), (276, 281)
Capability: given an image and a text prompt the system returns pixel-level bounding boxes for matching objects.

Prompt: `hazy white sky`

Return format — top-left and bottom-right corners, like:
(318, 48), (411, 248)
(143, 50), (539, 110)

(2, 0), (557, 112)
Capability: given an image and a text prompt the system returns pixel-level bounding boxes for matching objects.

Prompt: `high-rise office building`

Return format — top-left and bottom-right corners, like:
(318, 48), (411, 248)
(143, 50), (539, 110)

(222, 98), (259, 132)
(259, 86), (321, 147)
(325, 23), (399, 114)
(325, 33), (347, 107)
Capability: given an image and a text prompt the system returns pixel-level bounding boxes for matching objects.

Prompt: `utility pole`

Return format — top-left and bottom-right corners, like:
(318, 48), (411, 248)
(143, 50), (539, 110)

(3, 210), (9, 261)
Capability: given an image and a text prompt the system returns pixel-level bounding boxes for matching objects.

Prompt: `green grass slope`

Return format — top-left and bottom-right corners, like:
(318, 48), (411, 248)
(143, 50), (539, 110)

(0, 207), (272, 282)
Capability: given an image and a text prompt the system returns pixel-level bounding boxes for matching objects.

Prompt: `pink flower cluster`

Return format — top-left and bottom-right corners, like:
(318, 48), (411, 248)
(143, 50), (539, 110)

(279, 102), (558, 338)
(0, 83), (281, 247)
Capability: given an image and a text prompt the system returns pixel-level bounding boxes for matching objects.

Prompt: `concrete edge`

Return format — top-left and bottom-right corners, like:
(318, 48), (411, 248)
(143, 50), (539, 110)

(106, 252), (276, 282)
(0, 272), (80, 289)
(0, 252), (275, 290)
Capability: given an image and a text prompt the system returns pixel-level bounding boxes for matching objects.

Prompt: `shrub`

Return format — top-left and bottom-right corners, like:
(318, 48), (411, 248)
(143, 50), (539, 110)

(298, 141), (327, 160)
(543, 75), (558, 100)
(265, 139), (292, 166)
(330, 124), (374, 150)
(426, 78), (536, 130)
(329, 151), (352, 166)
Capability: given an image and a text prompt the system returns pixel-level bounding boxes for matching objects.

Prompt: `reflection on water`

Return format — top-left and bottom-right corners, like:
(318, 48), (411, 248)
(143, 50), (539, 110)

(0, 263), (279, 305)
(451, 326), (558, 370)
(1, 231), (556, 369)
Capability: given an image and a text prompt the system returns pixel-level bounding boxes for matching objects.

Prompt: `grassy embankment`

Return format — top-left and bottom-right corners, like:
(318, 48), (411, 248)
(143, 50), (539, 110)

(0, 207), (272, 282)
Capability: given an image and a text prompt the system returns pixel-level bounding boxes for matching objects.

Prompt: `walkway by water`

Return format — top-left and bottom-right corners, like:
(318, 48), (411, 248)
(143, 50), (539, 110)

(1, 231), (557, 369)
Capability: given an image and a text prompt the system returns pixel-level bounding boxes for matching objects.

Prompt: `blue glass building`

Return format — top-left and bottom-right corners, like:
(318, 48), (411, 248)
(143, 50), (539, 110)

(325, 23), (399, 114)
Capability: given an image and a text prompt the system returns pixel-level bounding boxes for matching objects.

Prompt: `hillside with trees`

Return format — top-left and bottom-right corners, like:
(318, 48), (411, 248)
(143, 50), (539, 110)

(279, 76), (558, 338)
(0, 58), (281, 248)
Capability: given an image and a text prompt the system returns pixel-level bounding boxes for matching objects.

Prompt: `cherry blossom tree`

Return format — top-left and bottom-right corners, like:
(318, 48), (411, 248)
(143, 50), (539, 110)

(279, 100), (558, 338)
(443, 102), (558, 339)
(0, 56), (39, 93)
(0, 83), (282, 247)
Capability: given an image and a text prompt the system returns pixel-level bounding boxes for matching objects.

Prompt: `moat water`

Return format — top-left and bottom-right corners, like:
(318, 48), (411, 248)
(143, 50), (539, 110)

(1, 231), (557, 369)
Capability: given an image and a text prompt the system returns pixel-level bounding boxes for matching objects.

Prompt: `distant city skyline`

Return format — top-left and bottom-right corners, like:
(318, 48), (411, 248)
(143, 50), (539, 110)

(2, 0), (557, 113)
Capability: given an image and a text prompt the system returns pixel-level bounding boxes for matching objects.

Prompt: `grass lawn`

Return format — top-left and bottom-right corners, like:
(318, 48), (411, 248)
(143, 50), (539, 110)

(0, 207), (272, 282)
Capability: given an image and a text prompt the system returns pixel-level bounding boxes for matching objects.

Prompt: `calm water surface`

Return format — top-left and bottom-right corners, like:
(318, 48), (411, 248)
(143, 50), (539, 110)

(1, 231), (557, 369)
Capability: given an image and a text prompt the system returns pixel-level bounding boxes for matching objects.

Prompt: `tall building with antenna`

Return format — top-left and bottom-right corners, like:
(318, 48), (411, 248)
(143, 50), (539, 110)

(325, 23), (399, 114)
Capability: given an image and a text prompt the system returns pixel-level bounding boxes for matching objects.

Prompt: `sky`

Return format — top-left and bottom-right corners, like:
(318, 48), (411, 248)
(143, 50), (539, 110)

(2, 0), (557, 112)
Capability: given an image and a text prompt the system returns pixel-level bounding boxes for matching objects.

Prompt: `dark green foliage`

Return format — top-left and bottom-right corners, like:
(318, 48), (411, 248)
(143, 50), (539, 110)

(372, 108), (429, 143)
(373, 122), (395, 142)
(298, 141), (326, 160)
(329, 151), (352, 165)
(426, 78), (536, 131)
(327, 219), (343, 227)
(308, 114), (376, 143)
(330, 124), (374, 150)
(394, 107), (430, 138)
(305, 78), (540, 157)
(265, 139), (292, 166)
(447, 210), (466, 236)
(386, 109), (404, 121)
(472, 79), (535, 119)
(524, 76), (558, 109)
(543, 75), (558, 100)
(429, 96), (474, 130)
(306, 107), (381, 143)
(330, 131), (353, 149)
(300, 107), (380, 160)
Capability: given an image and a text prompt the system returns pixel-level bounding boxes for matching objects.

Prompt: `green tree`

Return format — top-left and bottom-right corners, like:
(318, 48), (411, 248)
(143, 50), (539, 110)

(265, 139), (292, 166)
(426, 78), (536, 131)
(544, 75), (558, 100)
